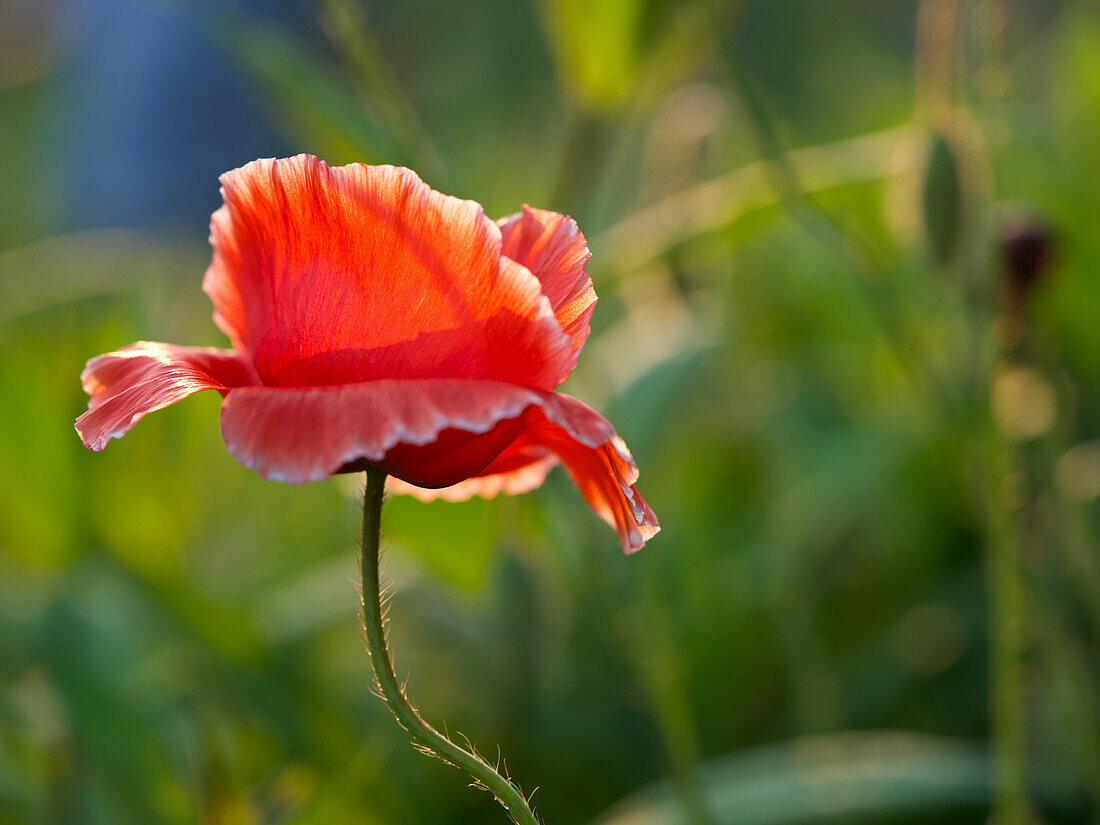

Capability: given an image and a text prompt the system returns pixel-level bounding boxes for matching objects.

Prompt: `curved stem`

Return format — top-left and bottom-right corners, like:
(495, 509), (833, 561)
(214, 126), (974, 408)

(359, 468), (540, 825)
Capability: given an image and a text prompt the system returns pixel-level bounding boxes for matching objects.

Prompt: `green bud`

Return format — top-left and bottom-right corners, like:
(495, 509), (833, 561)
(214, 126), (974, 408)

(922, 133), (962, 265)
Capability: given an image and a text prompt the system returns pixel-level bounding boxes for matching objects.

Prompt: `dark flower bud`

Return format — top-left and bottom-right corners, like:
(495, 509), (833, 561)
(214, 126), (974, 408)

(998, 214), (1055, 351)
(1001, 216), (1054, 306)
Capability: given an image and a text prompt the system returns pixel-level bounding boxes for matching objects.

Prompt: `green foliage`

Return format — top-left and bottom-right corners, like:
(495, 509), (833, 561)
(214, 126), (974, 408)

(538, 0), (646, 110)
(384, 495), (501, 591)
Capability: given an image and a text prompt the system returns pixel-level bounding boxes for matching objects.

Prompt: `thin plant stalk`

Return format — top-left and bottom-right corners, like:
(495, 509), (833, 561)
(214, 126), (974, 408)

(359, 467), (540, 825)
(915, 0), (963, 125)
(985, 436), (1029, 825)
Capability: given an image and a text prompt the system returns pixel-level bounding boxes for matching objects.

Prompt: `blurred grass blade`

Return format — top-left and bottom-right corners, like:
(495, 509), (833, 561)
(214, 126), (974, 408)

(164, 0), (403, 166)
(312, 0), (442, 178)
(591, 731), (1088, 825)
(596, 125), (925, 275)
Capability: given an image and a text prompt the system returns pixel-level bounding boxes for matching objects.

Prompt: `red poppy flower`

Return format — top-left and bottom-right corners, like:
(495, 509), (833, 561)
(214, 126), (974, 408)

(76, 155), (659, 552)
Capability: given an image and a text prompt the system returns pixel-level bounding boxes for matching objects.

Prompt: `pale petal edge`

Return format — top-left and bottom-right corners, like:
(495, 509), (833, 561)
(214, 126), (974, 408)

(76, 342), (256, 451)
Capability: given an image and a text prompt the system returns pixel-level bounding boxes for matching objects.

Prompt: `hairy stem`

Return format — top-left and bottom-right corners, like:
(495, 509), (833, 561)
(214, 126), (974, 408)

(359, 467), (540, 825)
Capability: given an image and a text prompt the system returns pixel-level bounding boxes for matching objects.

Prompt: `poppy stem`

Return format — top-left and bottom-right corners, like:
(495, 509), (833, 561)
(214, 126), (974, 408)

(359, 468), (541, 825)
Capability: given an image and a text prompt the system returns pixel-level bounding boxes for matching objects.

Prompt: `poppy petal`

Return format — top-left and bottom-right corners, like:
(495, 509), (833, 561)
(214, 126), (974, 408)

(219, 380), (658, 552)
(498, 206), (596, 384)
(523, 417), (660, 554)
(387, 445), (559, 502)
(203, 155), (573, 390)
(76, 342), (257, 451)
(388, 415), (660, 554)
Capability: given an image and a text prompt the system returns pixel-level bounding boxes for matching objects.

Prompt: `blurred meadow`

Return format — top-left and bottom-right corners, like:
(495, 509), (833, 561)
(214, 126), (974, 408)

(3, 0), (1100, 823)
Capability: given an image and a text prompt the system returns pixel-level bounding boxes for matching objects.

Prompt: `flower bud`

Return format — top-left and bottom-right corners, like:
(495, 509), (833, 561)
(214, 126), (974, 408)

(922, 134), (962, 265)
(997, 214), (1055, 351)
(1001, 217), (1054, 304)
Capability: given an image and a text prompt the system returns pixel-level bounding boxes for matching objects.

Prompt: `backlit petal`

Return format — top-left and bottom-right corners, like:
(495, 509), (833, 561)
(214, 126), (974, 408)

(387, 446), (559, 502)
(393, 417), (658, 553)
(204, 155), (573, 390)
(498, 206), (596, 384)
(76, 342), (256, 451)
(219, 380), (658, 552)
(521, 417), (660, 554)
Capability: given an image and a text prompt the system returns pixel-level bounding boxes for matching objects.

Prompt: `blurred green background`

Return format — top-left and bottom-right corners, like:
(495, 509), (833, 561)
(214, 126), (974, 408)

(3, 0), (1100, 823)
